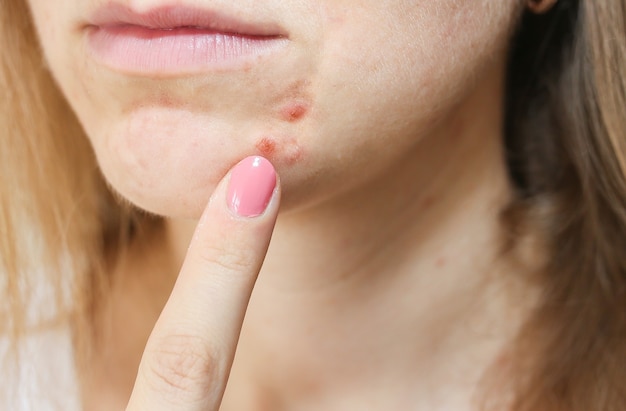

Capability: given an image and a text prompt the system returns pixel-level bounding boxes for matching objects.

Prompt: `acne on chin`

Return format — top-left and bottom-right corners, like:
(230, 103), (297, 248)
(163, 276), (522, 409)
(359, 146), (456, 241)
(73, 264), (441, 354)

(256, 95), (310, 166)
(279, 102), (309, 122)
(255, 135), (304, 166)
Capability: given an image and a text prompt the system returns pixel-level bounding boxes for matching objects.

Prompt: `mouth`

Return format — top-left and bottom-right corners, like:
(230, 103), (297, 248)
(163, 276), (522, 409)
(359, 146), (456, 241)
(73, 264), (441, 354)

(85, 4), (289, 76)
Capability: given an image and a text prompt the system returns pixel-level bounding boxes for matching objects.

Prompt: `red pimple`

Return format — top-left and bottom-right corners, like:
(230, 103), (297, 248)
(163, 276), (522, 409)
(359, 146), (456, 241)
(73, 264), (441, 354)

(256, 137), (277, 157)
(280, 103), (308, 122)
(255, 135), (303, 166)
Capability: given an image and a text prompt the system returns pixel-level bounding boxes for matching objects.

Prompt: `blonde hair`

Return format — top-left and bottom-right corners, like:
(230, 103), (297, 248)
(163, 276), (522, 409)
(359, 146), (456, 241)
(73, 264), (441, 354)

(1, 0), (624, 409)
(0, 0), (138, 352)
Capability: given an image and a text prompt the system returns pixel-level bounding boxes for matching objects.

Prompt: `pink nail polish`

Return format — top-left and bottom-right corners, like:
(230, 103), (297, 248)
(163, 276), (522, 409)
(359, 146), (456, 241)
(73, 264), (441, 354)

(227, 156), (277, 217)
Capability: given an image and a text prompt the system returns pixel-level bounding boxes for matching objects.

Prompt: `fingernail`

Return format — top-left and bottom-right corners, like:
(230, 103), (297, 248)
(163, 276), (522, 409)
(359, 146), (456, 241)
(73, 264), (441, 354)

(227, 156), (277, 217)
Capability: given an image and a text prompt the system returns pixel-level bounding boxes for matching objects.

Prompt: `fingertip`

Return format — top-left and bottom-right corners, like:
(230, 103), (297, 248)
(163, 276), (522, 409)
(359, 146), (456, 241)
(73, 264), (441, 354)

(226, 156), (278, 218)
(226, 156), (277, 218)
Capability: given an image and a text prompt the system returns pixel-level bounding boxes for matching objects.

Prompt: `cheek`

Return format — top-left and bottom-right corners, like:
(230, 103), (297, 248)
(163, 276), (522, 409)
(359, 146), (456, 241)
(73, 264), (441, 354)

(274, 2), (517, 200)
(27, 0), (72, 71)
(317, 2), (515, 127)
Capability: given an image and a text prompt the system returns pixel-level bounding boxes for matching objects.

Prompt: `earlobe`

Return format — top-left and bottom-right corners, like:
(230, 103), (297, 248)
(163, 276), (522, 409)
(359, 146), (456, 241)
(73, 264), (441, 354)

(527, 0), (559, 14)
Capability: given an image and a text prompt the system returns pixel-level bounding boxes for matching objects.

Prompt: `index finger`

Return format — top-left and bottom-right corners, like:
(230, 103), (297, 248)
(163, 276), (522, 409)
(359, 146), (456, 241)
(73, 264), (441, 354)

(126, 156), (279, 411)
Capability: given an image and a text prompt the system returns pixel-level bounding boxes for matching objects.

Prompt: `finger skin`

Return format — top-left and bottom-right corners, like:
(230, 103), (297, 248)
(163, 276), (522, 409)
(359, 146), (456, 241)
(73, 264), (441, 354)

(126, 163), (280, 411)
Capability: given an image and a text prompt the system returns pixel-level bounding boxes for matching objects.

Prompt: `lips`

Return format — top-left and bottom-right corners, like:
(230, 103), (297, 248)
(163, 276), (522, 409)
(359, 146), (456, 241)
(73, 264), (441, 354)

(85, 4), (288, 75)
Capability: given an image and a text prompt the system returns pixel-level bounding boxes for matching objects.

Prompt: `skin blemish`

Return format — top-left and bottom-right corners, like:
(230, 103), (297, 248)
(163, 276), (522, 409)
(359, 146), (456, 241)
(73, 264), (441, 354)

(255, 135), (303, 166)
(280, 102), (309, 123)
(274, 79), (313, 123)
(283, 138), (303, 165)
(256, 137), (277, 157)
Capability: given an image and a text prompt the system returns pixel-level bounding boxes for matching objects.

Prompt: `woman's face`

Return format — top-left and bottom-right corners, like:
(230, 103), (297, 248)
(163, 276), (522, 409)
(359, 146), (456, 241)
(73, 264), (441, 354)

(27, 0), (518, 217)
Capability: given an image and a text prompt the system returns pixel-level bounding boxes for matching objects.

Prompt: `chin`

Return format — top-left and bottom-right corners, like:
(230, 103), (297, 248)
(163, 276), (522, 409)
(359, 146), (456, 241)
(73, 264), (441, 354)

(90, 110), (245, 218)
(91, 107), (314, 218)
(103, 159), (226, 219)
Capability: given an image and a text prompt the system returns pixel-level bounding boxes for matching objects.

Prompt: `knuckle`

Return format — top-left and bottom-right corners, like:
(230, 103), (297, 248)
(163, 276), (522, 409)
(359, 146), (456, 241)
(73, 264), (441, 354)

(142, 334), (221, 405)
(198, 241), (254, 275)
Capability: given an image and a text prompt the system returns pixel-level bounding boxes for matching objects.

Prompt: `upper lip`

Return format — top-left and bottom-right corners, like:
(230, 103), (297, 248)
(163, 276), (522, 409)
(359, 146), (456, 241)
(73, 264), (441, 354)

(86, 3), (287, 37)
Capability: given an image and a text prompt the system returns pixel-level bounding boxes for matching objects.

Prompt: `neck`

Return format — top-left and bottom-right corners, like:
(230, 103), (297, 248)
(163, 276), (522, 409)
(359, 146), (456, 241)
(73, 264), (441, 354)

(164, 66), (532, 410)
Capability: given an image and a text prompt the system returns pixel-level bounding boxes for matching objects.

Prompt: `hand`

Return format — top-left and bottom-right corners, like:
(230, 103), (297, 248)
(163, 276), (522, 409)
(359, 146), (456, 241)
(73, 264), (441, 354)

(126, 156), (279, 411)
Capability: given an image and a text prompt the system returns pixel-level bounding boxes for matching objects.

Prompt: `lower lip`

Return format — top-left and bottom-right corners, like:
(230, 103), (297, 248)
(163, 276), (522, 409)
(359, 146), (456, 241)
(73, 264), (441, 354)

(86, 25), (287, 75)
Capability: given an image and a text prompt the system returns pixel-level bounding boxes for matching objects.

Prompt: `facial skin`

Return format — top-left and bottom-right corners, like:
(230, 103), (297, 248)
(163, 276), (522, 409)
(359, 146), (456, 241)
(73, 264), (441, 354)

(26, 0), (519, 218)
(25, 2), (534, 409)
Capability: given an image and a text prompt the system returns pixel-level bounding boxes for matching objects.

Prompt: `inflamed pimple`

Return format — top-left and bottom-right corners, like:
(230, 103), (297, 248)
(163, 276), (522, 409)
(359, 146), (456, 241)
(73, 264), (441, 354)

(255, 136), (303, 166)
(256, 137), (277, 157)
(279, 102), (309, 122)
